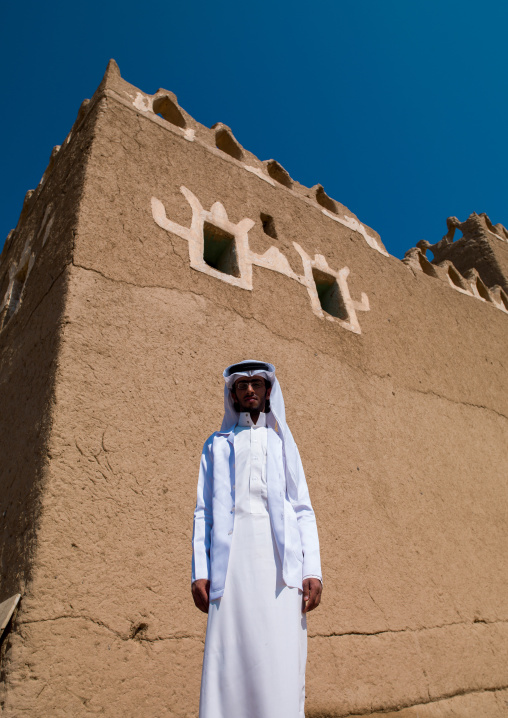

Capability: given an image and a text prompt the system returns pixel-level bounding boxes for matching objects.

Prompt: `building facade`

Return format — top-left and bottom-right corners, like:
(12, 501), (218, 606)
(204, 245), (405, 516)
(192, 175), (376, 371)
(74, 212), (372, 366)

(1, 60), (507, 717)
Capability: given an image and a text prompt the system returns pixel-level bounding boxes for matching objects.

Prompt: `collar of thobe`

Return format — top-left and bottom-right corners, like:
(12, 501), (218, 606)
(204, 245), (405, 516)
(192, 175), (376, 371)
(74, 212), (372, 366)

(237, 411), (267, 428)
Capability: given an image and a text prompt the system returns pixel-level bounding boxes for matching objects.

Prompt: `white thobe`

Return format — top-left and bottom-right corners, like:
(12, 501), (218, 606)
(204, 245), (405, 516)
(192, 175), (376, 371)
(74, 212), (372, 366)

(199, 411), (307, 718)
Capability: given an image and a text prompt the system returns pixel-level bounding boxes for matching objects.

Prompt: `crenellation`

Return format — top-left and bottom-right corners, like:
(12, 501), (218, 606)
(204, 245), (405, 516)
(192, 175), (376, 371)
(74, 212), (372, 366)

(404, 212), (508, 312)
(264, 159), (294, 188)
(74, 98), (91, 131)
(212, 123), (244, 161)
(463, 267), (496, 303)
(152, 92), (187, 129)
(36, 145), (61, 190)
(489, 285), (508, 312)
(493, 222), (508, 240)
(314, 183), (338, 214)
(7, 58), (387, 261)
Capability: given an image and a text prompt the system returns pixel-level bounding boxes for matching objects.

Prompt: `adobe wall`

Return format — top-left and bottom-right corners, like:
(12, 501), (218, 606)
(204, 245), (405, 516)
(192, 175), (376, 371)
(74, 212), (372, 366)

(1, 61), (507, 717)
(0, 107), (93, 661)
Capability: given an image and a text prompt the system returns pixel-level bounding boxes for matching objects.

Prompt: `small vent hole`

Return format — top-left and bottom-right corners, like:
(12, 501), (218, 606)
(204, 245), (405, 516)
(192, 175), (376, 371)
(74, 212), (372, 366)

(152, 96), (186, 128)
(203, 223), (240, 277)
(312, 269), (348, 320)
(260, 213), (277, 239)
(130, 622), (148, 640)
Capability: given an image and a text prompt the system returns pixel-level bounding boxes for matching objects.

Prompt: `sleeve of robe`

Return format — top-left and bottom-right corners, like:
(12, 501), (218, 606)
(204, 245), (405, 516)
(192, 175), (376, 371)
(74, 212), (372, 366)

(192, 435), (214, 583)
(292, 446), (322, 582)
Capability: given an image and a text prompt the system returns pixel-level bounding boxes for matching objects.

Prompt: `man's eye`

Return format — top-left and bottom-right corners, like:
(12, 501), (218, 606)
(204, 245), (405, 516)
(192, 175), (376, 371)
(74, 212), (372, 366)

(237, 381), (263, 391)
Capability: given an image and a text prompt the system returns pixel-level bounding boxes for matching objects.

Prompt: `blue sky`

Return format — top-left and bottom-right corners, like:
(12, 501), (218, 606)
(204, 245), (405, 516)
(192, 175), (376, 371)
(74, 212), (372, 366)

(1, 1), (506, 258)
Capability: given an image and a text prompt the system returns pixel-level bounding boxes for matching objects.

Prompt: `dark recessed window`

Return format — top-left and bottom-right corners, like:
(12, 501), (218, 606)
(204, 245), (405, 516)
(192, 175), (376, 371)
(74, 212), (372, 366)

(260, 213), (277, 239)
(203, 223), (240, 277)
(312, 268), (347, 320)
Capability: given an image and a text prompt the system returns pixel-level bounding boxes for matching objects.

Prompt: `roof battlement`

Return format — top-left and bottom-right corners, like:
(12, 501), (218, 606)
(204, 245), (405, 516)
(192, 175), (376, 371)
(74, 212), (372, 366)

(1, 59), (508, 334)
(404, 212), (508, 313)
(1, 59), (388, 261)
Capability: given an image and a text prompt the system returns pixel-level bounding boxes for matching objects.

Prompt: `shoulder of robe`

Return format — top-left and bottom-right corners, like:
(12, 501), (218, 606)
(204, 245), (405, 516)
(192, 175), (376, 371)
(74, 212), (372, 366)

(202, 431), (220, 451)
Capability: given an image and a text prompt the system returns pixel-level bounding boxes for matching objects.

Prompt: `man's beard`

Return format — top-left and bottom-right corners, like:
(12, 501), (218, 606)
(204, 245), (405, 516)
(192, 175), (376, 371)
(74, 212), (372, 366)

(233, 398), (270, 414)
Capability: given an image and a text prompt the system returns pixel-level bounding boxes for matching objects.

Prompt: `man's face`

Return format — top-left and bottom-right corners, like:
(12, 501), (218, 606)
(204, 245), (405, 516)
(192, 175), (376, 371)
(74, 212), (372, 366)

(232, 375), (271, 413)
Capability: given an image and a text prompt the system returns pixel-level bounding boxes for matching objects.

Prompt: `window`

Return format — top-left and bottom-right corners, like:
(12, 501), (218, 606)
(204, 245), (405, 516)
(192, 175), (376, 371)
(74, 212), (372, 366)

(260, 213), (277, 239)
(203, 223), (240, 277)
(312, 268), (347, 320)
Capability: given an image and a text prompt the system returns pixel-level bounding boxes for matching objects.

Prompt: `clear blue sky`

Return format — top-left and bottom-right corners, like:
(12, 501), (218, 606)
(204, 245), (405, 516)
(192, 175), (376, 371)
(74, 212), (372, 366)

(1, 0), (506, 258)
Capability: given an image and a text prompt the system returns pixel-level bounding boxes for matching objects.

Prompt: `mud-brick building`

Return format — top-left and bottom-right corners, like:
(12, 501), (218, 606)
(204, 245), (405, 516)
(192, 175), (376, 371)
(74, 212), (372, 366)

(1, 60), (507, 717)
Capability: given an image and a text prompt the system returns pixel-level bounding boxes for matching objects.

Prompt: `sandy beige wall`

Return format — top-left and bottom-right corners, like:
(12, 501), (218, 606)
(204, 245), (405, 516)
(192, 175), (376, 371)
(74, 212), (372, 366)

(1, 82), (507, 716)
(0, 105), (95, 608)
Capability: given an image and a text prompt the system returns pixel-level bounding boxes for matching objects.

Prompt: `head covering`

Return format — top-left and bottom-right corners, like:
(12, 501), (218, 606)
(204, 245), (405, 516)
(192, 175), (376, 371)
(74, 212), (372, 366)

(221, 359), (299, 498)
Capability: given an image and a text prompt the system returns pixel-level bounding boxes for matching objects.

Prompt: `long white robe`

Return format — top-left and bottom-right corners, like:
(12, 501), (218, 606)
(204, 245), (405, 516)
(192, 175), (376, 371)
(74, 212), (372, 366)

(199, 412), (307, 718)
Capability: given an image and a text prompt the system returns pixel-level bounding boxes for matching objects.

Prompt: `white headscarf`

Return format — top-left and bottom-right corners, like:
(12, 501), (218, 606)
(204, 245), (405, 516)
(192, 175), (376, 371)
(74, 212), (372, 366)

(221, 359), (299, 498)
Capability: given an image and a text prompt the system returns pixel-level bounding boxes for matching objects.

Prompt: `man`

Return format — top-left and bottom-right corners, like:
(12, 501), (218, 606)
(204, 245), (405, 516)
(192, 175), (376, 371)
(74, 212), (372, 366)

(192, 360), (322, 718)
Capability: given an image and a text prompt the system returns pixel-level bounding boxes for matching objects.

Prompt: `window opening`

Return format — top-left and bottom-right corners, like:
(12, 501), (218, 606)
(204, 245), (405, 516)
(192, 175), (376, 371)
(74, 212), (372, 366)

(260, 213), (277, 239)
(312, 268), (348, 320)
(152, 96), (186, 128)
(203, 223), (240, 277)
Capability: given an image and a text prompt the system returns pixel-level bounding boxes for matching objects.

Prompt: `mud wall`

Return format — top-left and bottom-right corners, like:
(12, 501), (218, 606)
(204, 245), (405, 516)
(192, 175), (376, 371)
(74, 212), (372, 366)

(0, 104), (94, 627)
(1, 64), (507, 717)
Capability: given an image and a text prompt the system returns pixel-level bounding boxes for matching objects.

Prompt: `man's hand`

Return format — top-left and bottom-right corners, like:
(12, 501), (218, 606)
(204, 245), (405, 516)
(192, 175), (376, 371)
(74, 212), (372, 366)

(302, 578), (322, 613)
(192, 579), (210, 613)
